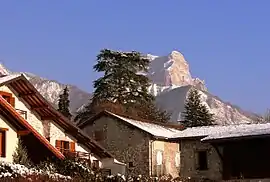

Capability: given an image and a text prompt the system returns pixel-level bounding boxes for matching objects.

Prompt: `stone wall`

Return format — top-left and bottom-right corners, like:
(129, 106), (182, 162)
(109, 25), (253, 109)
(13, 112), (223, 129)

(82, 116), (151, 176)
(180, 139), (222, 181)
(151, 140), (180, 178)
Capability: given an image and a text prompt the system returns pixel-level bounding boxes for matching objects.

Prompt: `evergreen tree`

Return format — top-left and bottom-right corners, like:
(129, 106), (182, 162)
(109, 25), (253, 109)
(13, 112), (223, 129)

(182, 87), (215, 127)
(12, 138), (32, 167)
(75, 49), (170, 123)
(58, 86), (72, 119)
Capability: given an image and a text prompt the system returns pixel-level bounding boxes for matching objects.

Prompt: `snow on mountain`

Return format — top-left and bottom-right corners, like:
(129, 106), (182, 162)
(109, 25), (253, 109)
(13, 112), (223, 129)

(0, 64), (91, 114)
(0, 50), (260, 124)
(155, 85), (256, 125)
(146, 51), (207, 96)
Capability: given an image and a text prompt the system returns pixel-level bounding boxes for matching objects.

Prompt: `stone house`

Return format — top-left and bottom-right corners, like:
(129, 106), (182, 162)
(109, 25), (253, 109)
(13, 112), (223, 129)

(0, 74), (125, 175)
(78, 111), (182, 178)
(171, 123), (270, 181)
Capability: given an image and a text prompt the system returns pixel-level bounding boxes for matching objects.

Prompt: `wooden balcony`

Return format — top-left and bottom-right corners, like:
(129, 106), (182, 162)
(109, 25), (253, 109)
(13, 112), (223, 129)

(56, 148), (92, 162)
(15, 108), (27, 120)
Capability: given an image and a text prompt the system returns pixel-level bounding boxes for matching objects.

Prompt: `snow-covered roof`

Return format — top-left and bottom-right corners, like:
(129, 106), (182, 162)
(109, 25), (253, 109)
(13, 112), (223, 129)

(202, 123), (270, 142)
(0, 73), (23, 85)
(171, 123), (270, 141)
(108, 112), (180, 138)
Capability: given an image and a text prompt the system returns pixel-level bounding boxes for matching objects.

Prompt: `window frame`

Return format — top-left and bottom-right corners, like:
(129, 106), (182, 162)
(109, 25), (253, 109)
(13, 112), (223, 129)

(0, 91), (15, 107)
(0, 129), (7, 158)
(55, 140), (76, 154)
(196, 150), (208, 171)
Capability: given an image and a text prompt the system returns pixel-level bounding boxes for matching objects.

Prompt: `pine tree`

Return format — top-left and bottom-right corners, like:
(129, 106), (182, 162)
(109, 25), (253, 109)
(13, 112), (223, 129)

(75, 49), (170, 123)
(182, 87), (215, 127)
(58, 86), (72, 119)
(12, 138), (32, 167)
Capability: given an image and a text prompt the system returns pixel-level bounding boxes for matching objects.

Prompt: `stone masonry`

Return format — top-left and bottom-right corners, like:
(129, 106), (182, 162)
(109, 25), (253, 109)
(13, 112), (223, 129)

(81, 115), (180, 177)
(180, 139), (222, 181)
(82, 116), (151, 176)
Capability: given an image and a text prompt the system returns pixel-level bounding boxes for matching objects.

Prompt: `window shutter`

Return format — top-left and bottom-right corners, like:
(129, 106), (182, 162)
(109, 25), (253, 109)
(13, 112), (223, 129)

(0, 132), (2, 157)
(2, 132), (5, 157)
(55, 140), (61, 150)
(10, 97), (15, 107)
(70, 142), (75, 152)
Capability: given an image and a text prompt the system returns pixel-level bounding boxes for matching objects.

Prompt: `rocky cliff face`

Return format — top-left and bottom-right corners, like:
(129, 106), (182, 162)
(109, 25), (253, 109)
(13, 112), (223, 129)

(0, 51), (259, 124)
(147, 51), (207, 95)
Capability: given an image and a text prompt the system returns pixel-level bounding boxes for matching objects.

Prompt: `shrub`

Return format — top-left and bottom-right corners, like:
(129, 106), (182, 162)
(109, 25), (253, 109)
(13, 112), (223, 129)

(12, 138), (32, 168)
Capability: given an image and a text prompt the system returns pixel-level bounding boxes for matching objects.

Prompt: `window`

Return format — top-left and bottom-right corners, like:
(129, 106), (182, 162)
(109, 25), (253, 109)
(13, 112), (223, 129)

(94, 130), (104, 141)
(55, 140), (75, 154)
(0, 91), (15, 107)
(128, 162), (134, 168)
(175, 152), (180, 167)
(197, 151), (208, 170)
(93, 160), (99, 169)
(0, 130), (6, 157)
(156, 151), (163, 166)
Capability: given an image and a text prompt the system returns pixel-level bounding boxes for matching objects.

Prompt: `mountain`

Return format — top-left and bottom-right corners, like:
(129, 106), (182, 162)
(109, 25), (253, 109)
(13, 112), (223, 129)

(145, 51), (259, 124)
(0, 51), (259, 124)
(0, 63), (91, 114)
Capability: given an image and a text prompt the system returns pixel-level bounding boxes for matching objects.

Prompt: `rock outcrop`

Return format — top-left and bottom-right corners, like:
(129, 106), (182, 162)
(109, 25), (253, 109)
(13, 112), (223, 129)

(146, 51), (207, 93)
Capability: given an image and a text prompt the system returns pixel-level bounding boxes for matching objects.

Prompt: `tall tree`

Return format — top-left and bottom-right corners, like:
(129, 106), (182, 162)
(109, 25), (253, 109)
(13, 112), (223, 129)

(58, 86), (72, 119)
(75, 49), (170, 123)
(182, 87), (215, 127)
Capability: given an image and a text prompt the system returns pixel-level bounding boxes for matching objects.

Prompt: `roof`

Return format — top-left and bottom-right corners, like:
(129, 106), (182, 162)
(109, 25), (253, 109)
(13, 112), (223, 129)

(170, 123), (270, 142)
(201, 123), (270, 142)
(0, 95), (65, 160)
(0, 74), (114, 159)
(79, 110), (180, 139)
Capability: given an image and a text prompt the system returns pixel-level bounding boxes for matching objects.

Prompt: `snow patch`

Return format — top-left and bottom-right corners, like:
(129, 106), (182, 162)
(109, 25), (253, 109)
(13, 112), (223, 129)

(108, 112), (179, 138)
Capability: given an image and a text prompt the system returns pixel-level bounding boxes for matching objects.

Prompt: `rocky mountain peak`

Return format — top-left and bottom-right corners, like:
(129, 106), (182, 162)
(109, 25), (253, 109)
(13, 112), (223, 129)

(146, 51), (207, 93)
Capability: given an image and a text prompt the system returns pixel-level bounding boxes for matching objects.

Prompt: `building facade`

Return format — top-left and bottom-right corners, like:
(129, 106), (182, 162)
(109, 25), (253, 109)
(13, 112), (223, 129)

(79, 111), (181, 178)
(0, 74), (125, 175)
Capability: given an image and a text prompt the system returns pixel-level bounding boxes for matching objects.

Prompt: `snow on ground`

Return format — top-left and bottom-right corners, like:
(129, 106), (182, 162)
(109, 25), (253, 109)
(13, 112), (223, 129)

(0, 161), (71, 180)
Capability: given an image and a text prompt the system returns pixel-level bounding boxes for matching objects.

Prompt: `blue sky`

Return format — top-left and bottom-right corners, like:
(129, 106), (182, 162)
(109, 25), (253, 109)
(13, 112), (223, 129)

(0, 1), (269, 114)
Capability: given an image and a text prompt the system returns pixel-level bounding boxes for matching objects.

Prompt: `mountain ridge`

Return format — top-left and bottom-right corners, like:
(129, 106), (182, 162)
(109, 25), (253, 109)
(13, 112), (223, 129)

(0, 51), (259, 124)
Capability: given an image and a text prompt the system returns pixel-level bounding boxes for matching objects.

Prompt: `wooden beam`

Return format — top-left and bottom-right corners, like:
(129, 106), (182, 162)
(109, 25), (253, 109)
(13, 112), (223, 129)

(0, 128), (9, 131)
(17, 130), (31, 136)
(41, 116), (55, 120)
(18, 92), (36, 97)
(31, 106), (48, 110)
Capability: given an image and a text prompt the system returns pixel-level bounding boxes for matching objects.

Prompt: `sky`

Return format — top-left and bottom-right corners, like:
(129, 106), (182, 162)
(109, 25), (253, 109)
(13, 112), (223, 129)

(0, 1), (269, 114)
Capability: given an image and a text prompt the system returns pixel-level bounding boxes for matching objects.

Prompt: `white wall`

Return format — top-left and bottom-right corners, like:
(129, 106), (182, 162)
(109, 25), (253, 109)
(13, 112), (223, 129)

(0, 86), (44, 134)
(101, 158), (126, 175)
(0, 85), (127, 173)
(0, 85), (101, 162)
(0, 116), (18, 162)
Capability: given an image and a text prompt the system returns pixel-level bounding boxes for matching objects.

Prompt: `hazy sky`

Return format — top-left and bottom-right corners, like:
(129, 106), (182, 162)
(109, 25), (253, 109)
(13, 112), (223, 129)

(0, 1), (269, 114)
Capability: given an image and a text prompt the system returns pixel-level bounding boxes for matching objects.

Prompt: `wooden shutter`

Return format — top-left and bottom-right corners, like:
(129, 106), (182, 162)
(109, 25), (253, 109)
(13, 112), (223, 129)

(2, 132), (5, 157)
(10, 97), (15, 107)
(70, 142), (75, 152)
(55, 140), (61, 150)
(0, 132), (2, 157)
